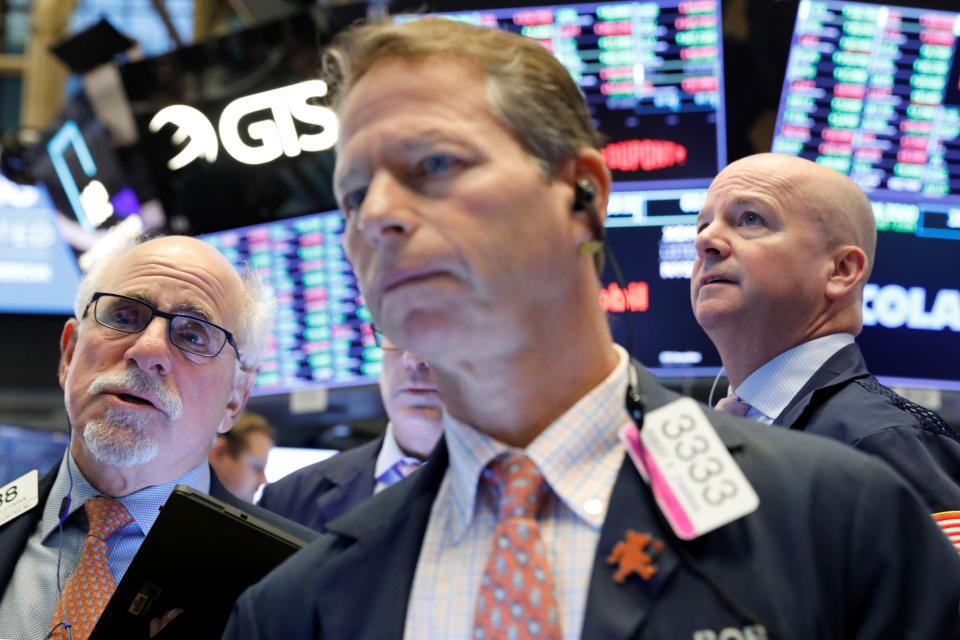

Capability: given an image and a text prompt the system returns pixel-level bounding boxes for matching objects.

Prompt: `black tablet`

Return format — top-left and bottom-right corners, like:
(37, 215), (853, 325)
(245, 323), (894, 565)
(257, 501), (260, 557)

(89, 485), (311, 639)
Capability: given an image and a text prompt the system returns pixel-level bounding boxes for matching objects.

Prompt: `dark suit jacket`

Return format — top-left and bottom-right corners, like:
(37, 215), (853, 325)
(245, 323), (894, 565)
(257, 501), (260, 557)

(224, 365), (960, 640)
(0, 461), (317, 598)
(775, 342), (960, 513)
(258, 436), (382, 532)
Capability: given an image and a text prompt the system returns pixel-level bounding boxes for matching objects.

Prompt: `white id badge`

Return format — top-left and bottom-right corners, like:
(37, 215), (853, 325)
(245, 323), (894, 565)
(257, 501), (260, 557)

(620, 398), (759, 540)
(0, 469), (40, 527)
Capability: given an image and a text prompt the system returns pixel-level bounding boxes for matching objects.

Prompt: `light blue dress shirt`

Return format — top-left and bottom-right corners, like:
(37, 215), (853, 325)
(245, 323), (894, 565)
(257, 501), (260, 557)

(0, 453), (209, 640)
(730, 333), (855, 424)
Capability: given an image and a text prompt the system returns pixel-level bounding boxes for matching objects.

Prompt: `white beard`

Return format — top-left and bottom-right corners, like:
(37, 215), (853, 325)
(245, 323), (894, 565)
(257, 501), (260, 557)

(83, 405), (159, 467)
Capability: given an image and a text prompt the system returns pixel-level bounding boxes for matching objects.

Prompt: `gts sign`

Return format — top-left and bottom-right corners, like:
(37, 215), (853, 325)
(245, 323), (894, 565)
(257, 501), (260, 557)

(149, 80), (338, 169)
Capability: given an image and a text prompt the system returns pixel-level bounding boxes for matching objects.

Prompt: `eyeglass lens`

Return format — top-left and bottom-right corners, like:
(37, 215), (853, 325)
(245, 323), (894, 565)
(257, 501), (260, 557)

(95, 295), (227, 357)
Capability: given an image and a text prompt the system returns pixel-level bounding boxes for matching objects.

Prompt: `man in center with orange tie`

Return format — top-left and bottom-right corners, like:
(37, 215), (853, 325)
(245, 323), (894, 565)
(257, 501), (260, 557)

(224, 17), (960, 639)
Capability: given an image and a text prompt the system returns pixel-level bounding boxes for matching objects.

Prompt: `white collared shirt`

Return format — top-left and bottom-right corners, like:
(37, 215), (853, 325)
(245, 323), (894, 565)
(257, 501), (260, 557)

(730, 333), (855, 423)
(403, 345), (631, 640)
(373, 422), (424, 494)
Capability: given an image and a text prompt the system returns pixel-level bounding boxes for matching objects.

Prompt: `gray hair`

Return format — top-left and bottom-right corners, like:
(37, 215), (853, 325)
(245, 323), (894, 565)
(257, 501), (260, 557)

(74, 234), (273, 372)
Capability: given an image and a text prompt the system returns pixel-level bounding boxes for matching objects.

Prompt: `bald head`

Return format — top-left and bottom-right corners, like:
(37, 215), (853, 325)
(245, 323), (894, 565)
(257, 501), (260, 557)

(691, 153), (876, 386)
(124, 236), (245, 292)
(722, 154), (876, 281)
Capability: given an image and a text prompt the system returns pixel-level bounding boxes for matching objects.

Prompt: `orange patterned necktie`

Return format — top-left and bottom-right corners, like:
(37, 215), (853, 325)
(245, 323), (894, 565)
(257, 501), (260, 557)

(473, 454), (562, 640)
(48, 496), (134, 640)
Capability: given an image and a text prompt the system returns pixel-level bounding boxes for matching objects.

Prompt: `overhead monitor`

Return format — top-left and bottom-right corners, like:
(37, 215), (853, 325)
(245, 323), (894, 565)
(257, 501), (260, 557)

(200, 209), (382, 396)
(395, 0), (726, 193)
(0, 175), (81, 315)
(770, 0), (960, 389)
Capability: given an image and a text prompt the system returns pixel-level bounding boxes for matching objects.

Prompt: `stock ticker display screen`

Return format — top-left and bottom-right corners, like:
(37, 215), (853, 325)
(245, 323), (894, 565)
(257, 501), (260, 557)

(771, 0), (960, 207)
(201, 211), (381, 396)
(398, 0), (726, 190)
(771, 0), (960, 388)
(406, 0), (726, 190)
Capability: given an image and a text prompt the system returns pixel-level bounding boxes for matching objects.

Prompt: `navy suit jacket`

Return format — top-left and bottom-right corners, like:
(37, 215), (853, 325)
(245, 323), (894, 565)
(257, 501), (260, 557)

(225, 365), (960, 639)
(775, 342), (960, 514)
(258, 436), (382, 532)
(0, 461), (317, 599)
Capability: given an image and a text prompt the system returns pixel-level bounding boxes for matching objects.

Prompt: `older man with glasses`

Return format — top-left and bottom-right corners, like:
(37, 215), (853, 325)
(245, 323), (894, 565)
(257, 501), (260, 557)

(0, 235), (315, 640)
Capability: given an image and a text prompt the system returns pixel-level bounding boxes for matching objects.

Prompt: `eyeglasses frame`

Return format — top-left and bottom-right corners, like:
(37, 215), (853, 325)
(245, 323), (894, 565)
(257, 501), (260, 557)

(83, 291), (241, 361)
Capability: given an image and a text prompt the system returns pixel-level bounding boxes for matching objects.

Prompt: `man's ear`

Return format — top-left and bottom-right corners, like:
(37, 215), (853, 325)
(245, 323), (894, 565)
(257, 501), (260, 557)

(217, 369), (257, 434)
(563, 148), (612, 242)
(58, 318), (80, 389)
(825, 244), (868, 301)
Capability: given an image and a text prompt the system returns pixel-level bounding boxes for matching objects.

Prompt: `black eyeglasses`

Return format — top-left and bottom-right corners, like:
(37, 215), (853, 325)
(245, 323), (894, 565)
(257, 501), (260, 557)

(84, 292), (241, 360)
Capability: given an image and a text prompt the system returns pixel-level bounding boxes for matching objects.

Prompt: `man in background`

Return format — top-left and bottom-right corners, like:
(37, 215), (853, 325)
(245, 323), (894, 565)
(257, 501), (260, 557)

(224, 18), (960, 639)
(258, 333), (443, 530)
(691, 152), (960, 544)
(0, 236), (314, 640)
(209, 411), (276, 502)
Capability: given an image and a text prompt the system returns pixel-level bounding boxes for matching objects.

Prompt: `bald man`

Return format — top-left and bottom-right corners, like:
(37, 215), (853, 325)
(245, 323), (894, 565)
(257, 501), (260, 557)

(692, 153), (960, 536)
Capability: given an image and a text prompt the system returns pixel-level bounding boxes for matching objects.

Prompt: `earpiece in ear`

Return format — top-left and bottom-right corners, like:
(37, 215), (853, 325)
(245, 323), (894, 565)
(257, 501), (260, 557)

(573, 178), (596, 211)
(572, 178), (605, 268)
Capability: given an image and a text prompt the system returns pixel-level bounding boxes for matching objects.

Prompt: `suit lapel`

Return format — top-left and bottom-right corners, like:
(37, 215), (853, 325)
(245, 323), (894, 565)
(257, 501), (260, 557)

(582, 365), (683, 639)
(581, 456), (680, 639)
(582, 363), (749, 638)
(775, 343), (869, 429)
(311, 441), (448, 640)
(0, 465), (58, 593)
(314, 438), (380, 526)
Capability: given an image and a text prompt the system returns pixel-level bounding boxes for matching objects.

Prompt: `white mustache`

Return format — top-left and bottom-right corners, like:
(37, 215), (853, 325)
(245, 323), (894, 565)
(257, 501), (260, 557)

(87, 366), (184, 420)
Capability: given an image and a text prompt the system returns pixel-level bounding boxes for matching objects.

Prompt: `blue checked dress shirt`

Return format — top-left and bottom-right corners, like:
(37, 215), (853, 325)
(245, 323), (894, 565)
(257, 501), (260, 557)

(0, 454), (209, 640)
(730, 333), (854, 423)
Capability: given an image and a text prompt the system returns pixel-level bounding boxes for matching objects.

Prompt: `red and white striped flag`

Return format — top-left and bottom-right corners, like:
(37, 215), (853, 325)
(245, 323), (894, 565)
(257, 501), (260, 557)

(933, 511), (960, 553)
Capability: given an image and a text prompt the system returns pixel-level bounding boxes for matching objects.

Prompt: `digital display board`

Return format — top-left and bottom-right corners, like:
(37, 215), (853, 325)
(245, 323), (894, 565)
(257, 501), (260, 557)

(0, 175), (82, 315)
(771, 0), (960, 389)
(201, 210), (382, 396)
(399, 0), (726, 191)
(771, 0), (960, 208)
(600, 219), (720, 376)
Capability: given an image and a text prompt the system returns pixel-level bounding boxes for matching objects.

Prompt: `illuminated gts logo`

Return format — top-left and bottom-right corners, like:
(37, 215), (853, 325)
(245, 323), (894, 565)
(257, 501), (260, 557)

(149, 80), (338, 169)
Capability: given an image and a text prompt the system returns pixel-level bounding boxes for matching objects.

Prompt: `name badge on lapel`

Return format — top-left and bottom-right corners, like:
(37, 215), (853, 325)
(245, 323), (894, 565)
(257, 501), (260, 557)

(0, 469), (39, 527)
(620, 398), (759, 540)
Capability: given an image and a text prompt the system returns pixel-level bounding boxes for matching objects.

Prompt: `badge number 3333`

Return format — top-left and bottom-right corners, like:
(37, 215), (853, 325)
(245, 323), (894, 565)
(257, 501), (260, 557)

(621, 398), (759, 540)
